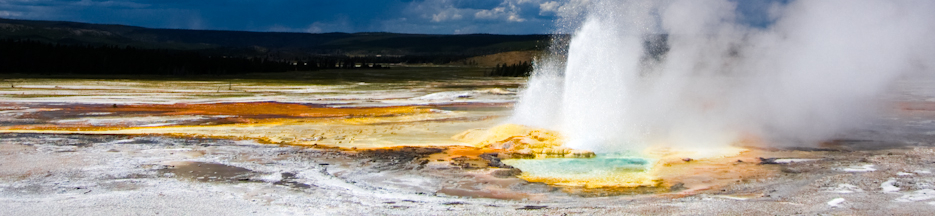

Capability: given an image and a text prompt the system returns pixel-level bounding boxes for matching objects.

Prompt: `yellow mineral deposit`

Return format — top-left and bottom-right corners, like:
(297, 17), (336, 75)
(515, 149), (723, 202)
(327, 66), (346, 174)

(451, 124), (595, 158)
(453, 123), (777, 192)
(0, 100), (779, 194)
(0, 102), (470, 147)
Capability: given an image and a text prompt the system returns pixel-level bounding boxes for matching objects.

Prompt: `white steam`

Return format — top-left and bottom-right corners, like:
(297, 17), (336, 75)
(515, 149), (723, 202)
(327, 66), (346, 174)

(510, 0), (935, 152)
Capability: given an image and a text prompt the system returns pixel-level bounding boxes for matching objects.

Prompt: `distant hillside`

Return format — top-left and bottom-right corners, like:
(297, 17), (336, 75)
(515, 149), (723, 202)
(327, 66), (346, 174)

(460, 50), (543, 67)
(0, 18), (550, 57)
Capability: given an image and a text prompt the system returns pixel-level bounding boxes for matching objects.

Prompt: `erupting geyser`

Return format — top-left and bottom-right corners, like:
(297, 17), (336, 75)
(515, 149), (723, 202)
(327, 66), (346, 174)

(510, 0), (935, 155)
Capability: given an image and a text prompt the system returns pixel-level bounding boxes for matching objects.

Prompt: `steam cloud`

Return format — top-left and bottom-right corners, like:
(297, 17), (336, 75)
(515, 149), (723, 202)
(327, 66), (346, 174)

(510, 0), (935, 153)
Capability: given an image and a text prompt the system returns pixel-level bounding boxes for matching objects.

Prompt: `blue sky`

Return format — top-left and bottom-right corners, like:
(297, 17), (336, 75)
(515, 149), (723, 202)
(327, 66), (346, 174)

(0, 0), (785, 34)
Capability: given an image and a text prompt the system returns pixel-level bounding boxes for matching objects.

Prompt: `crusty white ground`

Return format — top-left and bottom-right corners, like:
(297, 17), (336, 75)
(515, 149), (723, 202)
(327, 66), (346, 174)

(3, 134), (935, 215)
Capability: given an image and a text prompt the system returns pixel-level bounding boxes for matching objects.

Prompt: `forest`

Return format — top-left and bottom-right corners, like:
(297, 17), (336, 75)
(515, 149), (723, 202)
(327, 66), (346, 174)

(0, 39), (470, 76)
(487, 62), (533, 77)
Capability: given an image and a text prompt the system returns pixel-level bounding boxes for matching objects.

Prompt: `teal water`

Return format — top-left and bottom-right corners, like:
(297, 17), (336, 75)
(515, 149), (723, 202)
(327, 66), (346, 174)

(501, 153), (654, 178)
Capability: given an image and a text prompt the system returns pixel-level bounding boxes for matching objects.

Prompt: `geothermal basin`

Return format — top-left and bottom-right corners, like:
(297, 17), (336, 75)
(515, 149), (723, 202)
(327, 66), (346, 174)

(1, 68), (934, 214)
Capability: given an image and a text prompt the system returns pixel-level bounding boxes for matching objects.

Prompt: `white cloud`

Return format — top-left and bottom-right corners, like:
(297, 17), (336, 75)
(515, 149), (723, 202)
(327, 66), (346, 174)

(474, 7), (506, 20)
(0, 10), (24, 17)
(431, 8), (464, 22)
(474, 3), (526, 22)
(507, 14), (526, 22)
(539, 1), (561, 15)
(408, 0), (540, 23)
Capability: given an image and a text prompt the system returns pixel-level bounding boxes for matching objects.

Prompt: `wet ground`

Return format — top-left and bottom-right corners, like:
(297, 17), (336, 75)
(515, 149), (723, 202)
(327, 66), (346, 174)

(1, 70), (934, 215)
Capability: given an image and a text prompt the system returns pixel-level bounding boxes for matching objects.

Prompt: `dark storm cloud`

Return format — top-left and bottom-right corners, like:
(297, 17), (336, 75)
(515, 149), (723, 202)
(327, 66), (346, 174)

(0, 0), (788, 34)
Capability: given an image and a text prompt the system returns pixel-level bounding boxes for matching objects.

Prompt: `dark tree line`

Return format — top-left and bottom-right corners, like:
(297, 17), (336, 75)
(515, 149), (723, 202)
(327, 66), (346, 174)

(0, 39), (292, 75)
(487, 62), (532, 77)
(0, 39), (476, 76)
(287, 55), (469, 70)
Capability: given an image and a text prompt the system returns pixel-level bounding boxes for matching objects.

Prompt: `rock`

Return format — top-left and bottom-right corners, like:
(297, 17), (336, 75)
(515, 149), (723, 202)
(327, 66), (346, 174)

(450, 156), (484, 169)
(516, 205), (547, 210)
(669, 182), (686, 192)
(758, 157), (779, 164)
(491, 168), (522, 178)
(478, 153), (513, 168)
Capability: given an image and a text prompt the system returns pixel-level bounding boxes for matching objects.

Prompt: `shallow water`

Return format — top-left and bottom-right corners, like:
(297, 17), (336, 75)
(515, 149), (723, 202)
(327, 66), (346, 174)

(503, 154), (656, 187)
(504, 153), (652, 177)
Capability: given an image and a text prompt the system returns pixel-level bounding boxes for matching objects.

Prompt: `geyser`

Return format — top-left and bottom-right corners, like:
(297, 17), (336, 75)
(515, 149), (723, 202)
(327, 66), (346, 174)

(510, 0), (935, 154)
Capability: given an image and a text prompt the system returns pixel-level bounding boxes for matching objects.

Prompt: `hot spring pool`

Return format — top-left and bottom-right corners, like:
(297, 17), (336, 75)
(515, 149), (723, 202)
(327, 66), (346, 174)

(501, 153), (659, 187)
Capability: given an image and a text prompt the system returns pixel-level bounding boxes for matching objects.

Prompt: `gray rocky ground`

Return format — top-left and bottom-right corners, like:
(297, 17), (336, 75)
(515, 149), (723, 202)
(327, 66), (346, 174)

(2, 131), (935, 215)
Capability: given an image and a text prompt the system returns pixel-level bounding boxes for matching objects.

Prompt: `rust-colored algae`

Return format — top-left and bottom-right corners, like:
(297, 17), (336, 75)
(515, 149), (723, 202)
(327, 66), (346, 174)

(0, 102), (458, 151)
(81, 102), (424, 118)
(898, 101), (935, 111)
(0, 102), (426, 132)
(0, 101), (788, 197)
